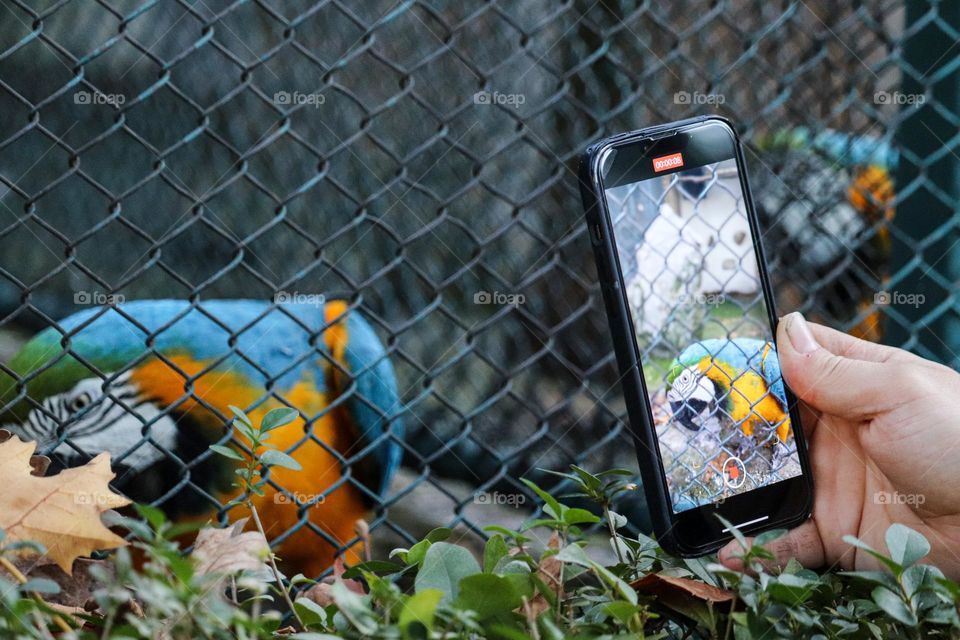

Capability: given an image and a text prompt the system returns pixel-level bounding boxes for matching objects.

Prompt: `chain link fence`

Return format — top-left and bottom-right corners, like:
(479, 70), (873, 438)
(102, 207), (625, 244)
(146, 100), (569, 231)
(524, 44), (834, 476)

(0, 0), (954, 574)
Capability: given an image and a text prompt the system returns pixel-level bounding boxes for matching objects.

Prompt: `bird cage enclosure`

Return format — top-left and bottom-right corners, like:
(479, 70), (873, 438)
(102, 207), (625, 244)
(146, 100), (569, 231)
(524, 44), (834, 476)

(0, 0), (956, 575)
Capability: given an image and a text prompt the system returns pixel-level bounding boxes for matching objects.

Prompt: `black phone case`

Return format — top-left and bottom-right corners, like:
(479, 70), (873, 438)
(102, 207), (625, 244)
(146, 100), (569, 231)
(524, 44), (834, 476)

(578, 115), (813, 556)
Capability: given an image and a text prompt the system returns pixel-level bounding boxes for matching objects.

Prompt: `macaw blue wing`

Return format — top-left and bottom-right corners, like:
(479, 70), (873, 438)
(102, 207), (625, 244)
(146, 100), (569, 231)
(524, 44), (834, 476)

(338, 309), (404, 497)
(758, 342), (787, 408)
(675, 338), (768, 377)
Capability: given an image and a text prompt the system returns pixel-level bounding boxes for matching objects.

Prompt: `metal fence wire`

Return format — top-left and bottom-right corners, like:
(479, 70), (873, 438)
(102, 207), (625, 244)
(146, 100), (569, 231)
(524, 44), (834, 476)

(0, 0), (955, 576)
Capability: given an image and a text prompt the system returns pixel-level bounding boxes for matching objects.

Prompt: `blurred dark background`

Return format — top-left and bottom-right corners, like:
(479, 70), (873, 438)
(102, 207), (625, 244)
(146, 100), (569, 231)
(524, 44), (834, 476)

(0, 0), (956, 552)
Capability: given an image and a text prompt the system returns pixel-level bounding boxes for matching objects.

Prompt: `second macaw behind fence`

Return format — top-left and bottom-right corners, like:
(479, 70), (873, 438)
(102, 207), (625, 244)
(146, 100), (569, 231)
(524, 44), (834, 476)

(0, 298), (403, 577)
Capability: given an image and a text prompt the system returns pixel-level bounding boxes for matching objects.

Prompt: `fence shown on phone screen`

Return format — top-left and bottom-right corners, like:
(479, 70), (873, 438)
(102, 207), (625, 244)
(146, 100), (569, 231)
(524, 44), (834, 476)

(0, 1), (954, 577)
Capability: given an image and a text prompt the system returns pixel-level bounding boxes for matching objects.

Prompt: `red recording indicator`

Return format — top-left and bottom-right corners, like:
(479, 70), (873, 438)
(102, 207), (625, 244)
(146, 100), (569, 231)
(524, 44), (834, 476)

(652, 151), (684, 173)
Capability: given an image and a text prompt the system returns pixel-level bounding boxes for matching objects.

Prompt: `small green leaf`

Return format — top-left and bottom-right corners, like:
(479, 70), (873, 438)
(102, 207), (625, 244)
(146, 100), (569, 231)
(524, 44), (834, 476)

(843, 535), (903, 574)
(414, 542), (481, 603)
(290, 573), (316, 586)
(562, 508), (601, 526)
(341, 560), (405, 579)
(399, 589), (444, 639)
(22, 578), (60, 595)
(555, 542), (591, 567)
(406, 540), (431, 567)
(885, 523), (930, 568)
(555, 544), (635, 604)
(424, 527), (452, 543)
(753, 528), (788, 547)
(262, 407), (299, 431)
(330, 581), (377, 635)
(872, 586), (918, 626)
(209, 444), (243, 461)
(521, 479), (563, 519)
(484, 534), (510, 573)
(260, 449), (303, 471)
(293, 597), (328, 629)
(228, 405), (253, 426)
(454, 574), (523, 620)
(133, 503), (167, 529)
(767, 574), (818, 606)
(715, 514), (748, 550)
(603, 600), (642, 624)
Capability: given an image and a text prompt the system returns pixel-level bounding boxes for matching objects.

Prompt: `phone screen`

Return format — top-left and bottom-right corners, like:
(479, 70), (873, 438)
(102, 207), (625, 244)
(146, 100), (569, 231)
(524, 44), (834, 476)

(602, 127), (802, 514)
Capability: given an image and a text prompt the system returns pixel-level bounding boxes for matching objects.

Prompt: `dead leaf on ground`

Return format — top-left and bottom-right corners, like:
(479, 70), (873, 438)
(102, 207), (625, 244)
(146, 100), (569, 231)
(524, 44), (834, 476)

(632, 573), (736, 627)
(631, 573), (735, 603)
(523, 531), (563, 620)
(0, 435), (130, 574)
(191, 518), (271, 580)
(5, 557), (112, 608)
(0, 428), (50, 476)
(300, 556), (366, 607)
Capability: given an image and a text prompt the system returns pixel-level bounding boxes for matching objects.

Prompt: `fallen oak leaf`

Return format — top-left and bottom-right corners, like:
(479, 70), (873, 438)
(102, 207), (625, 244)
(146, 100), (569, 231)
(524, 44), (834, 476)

(0, 428), (50, 476)
(0, 435), (130, 574)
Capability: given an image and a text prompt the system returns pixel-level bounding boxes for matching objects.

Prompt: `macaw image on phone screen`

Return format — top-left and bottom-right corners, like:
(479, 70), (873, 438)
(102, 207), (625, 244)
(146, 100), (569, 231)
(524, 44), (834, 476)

(604, 155), (802, 513)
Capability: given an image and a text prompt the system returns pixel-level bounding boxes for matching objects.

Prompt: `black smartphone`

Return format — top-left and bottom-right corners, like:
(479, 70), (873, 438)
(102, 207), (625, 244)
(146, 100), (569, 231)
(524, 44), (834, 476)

(579, 116), (813, 556)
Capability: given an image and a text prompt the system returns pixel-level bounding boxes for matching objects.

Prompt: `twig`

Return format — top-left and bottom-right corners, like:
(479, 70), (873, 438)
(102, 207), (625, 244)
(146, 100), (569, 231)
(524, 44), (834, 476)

(246, 500), (304, 629)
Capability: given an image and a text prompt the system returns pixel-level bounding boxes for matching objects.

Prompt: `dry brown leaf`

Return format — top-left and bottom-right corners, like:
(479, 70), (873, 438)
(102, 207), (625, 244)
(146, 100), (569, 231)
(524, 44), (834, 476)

(0, 428), (50, 476)
(631, 573), (735, 603)
(0, 435), (130, 574)
(7, 557), (112, 607)
(631, 573), (736, 626)
(523, 531), (563, 619)
(300, 556), (365, 606)
(191, 518), (271, 578)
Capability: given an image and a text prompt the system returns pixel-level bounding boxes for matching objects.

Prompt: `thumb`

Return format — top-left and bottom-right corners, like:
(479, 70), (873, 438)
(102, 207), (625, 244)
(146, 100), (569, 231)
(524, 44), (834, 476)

(777, 312), (898, 419)
(718, 520), (827, 572)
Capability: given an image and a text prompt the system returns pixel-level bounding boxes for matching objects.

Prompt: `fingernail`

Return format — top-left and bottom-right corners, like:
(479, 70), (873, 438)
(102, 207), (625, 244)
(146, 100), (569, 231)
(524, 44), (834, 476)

(784, 312), (818, 354)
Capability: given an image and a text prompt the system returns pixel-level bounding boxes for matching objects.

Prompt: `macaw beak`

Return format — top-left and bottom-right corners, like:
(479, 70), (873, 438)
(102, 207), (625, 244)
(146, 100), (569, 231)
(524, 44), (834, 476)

(669, 398), (709, 432)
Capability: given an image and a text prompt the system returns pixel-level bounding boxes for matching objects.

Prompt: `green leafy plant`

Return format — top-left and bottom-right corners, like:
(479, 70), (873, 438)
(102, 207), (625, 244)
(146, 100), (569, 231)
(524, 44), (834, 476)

(2, 465), (960, 639)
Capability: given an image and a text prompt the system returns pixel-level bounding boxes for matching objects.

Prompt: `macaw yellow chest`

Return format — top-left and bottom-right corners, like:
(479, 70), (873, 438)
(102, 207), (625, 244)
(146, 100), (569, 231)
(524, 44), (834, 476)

(697, 359), (791, 443)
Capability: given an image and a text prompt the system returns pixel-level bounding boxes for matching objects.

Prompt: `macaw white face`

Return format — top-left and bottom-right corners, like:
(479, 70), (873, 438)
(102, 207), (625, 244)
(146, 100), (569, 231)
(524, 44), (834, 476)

(6, 373), (179, 473)
(667, 365), (717, 432)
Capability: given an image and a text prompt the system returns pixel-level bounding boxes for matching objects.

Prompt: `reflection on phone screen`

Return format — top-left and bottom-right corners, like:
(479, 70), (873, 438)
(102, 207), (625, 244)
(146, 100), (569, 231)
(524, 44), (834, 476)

(605, 157), (802, 513)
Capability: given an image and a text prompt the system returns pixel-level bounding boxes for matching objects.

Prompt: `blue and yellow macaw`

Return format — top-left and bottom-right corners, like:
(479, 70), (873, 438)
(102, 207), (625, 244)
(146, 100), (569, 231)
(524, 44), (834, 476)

(756, 128), (897, 342)
(0, 299), (402, 577)
(665, 338), (790, 446)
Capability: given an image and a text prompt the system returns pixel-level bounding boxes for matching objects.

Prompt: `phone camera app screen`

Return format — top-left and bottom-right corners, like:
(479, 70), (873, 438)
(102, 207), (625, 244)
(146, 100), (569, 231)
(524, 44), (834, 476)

(605, 152), (802, 513)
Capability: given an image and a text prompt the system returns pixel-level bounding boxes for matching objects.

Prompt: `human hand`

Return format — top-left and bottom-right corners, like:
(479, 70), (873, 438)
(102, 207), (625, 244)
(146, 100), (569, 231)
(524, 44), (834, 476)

(718, 312), (960, 578)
